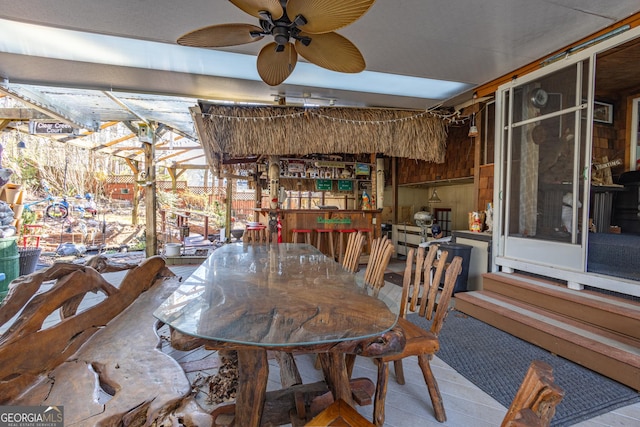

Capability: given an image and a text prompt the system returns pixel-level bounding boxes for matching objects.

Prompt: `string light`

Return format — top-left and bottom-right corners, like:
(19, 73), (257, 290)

(201, 108), (467, 125)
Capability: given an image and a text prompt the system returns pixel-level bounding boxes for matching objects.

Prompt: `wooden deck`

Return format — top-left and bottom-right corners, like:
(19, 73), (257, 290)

(3, 257), (639, 426)
(164, 261), (640, 427)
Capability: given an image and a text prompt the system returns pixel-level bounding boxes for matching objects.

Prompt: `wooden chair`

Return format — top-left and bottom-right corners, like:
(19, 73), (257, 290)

(334, 229), (358, 263)
(342, 231), (365, 273)
(371, 246), (460, 426)
(501, 360), (564, 427)
(362, 236), (395, 290)
(341, 236), (395, 376)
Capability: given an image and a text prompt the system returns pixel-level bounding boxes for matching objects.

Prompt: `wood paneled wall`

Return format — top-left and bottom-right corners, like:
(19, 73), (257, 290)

(396, 125), (474, 185)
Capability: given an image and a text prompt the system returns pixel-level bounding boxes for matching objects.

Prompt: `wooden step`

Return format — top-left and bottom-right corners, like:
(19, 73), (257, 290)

(454, 290), (640, 391)
(482, 272), (640, 340)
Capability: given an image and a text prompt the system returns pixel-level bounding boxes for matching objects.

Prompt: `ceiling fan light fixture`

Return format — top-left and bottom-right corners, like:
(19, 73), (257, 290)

(258, 10), (271, 21)
(298, 36), (312, 46)
(292, 14), (307, 27)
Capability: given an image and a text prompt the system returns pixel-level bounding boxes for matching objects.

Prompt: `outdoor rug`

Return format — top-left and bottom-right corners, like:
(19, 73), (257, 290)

(383, 272), (405, 287)
(407, 311), (640, 426)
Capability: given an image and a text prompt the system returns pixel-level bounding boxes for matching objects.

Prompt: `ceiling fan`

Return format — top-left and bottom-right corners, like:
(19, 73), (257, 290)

(177, 0), (375, 86)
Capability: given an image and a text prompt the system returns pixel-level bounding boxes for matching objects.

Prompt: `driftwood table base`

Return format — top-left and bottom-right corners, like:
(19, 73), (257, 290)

(210, 378), (376, 427)
(170, 324), (404, 426)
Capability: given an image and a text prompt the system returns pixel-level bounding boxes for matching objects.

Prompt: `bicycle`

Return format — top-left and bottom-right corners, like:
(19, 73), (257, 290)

(59, 194), (98, 219)
(23, 181), (69, 220)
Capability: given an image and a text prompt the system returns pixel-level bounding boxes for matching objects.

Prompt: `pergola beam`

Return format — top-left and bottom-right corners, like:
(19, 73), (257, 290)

(0, 82), (99, 131)
(0, 108), (51, 121)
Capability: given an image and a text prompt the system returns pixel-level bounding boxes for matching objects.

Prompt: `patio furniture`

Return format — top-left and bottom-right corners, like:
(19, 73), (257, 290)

(334, 229), (357, 263)
(154, 243), (405, 426)
(314, 228), (335, 259)
(372, 246), (461, 425)
(292, 228), (312, 244)
(501, 360), (564, 427)
(245, 224), (267, 244)
(356, 228), (373, 254)
(342, 231), (365, 273)
(362, 236), (394, 290)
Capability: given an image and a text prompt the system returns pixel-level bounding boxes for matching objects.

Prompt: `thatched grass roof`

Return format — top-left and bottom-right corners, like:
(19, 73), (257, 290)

(196, 105), (448, 169)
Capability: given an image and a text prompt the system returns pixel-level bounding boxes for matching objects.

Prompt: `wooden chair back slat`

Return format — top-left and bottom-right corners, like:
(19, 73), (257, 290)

(415, 246), (438, 316)
(398, 249), (415, 318)
(501, 360), (565, 427)
(342, 231), (365, 273)
(363, 236), (394, 291)
(409, 247), (426, 313)
(430, 255), (460, 334)
(422, 249), (448, 319)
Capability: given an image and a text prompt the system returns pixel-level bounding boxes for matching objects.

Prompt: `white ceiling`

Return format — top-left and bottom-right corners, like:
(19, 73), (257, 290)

(1, 1), (639, 167)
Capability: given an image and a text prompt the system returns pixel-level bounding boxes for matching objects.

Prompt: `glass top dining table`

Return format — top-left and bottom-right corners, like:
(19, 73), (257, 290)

(153, 242), (404, 426)
(154, 242), (400, 347)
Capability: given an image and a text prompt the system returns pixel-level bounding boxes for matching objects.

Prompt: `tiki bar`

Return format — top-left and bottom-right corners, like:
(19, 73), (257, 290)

(195, 104), (448, 260)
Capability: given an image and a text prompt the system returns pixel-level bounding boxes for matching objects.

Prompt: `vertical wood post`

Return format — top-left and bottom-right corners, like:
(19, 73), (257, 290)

(392, 157), (398, 224)
(144, 125), (157, 257)
(225, 173), (232, 242)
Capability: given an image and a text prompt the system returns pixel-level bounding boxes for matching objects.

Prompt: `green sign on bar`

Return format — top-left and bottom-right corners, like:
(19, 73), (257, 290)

(317, 217), (351, 224)
(337, 180), (353, 191)
(315, 179), (332, 191)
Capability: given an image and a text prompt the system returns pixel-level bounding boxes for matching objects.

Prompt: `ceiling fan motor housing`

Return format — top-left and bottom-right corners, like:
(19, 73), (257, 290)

(273, 26), (290, 46)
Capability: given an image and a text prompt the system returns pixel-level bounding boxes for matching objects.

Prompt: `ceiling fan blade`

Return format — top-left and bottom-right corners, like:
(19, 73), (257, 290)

(230, 0), (283, 20)
(257, 42), (298, 86)
(177, 23), (265, 47)
(286, 0), (375, 34)
(296, 32), (365, 73)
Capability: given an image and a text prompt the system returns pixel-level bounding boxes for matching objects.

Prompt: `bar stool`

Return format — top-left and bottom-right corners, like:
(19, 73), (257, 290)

(334, 229), (357, 263)
(245, 225), (267, 243)
(314, 228), (335, 259)
(291, 229), (312, 244)
(357, 228), (373, 254)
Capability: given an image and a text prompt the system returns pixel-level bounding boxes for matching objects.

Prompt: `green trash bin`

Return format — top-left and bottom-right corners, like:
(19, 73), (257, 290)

(0, 237), (19, 301)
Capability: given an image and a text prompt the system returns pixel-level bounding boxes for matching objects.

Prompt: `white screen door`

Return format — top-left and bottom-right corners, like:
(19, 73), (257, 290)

(496, 59), (592, 271)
